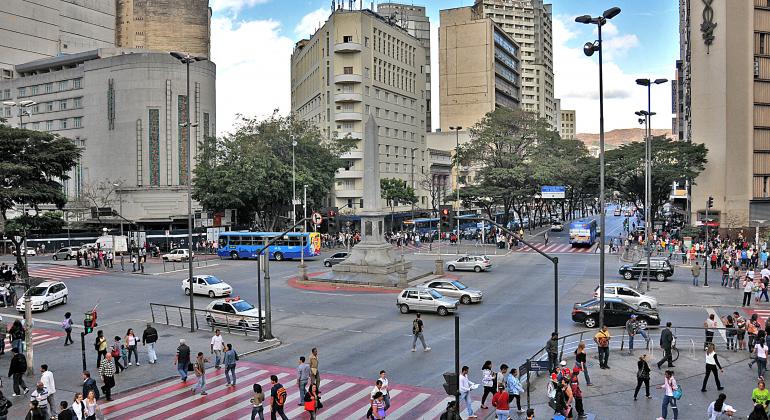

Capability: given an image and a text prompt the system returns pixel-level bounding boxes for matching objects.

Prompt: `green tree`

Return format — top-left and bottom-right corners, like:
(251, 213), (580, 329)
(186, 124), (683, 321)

(193, 114), (354, 230)
(605, 136), (708, 218)
(380, 177), (416, 231)
(0, 126), (81, 277)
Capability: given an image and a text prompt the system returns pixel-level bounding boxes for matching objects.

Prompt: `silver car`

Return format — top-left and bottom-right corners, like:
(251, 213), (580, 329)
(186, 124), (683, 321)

(396, 287), (458, 316)
(446, 255), (492, 272)
(593, 282), (658, 309)
(423, 280), (482, 304)
(52, 247), (79, 260)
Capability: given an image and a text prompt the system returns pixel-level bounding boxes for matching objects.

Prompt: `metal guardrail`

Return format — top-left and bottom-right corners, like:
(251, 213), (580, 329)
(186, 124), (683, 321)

(160, 257), (214, 272)
(149, 303), (262, 336)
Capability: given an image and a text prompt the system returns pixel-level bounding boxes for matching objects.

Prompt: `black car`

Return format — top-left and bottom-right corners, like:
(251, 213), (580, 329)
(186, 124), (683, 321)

(618, 257), (674, 282)
(323, 252), (349, 267)
(571, 297), (661, 328)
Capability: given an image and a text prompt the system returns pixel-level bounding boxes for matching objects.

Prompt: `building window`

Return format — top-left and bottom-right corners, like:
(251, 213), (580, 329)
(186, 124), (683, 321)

(2, 89), (9, 99)
(46, 102), (53, 112)
(31, 104), (38, 114)
(59, 119), (68, 129)
(58, 80), (68, 91)
(344, 66), (353, 75)
(343, 35), (353, 43)
(364, 36), (369, 47)
(74, 78), (82, 89)
(45, 83), (53, 93)
(59, 100), (67, 110)
(18, 87), (26, 97)
(45, 120), (53, 130)
(74, 97), (82, 108)
(30, 86), (38, 95)
(73, 116), (82, 128)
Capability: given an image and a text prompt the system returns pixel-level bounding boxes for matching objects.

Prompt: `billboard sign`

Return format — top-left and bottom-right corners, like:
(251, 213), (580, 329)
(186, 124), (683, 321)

(541, 186), (566, 199)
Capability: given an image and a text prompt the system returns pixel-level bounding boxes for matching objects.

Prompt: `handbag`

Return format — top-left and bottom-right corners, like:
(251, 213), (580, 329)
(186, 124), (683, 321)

(672, 384), (683, 400)
(187, 362), (194, 372)
(304, 400), (316, 411)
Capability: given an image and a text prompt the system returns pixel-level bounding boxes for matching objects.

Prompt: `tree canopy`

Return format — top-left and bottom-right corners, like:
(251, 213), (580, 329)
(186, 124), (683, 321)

(193, 114), (354, 230)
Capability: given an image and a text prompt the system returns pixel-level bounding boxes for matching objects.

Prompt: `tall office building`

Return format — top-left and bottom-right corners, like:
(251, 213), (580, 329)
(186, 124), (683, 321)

(438, 6), (520, 132)
(559, 109), (576, 140)
(290, 8), (428, 211)
(376, 3), (431, 132)
(473, 0), (555, 126)
(116, 0), (212, 58)
(0, 0), (116, 76)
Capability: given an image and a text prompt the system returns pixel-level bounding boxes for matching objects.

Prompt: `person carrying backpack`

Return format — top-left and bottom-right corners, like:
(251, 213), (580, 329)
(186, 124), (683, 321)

(61, 313), (73, 346)
(8, 348), (28, 396)
(411, 314), (430, 352)
(439, 401), (461, 420)
(269, 374), (289, 420)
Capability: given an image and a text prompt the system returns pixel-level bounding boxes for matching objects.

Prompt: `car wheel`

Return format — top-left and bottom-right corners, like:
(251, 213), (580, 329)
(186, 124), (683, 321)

(208, 291), (215, 298)
(42, 302), (49, 312)
(623, 271), (633, 280)
(65, 255), (71, 260)
(399, 304), (410, 314)
(656, 273), (666, 282)
(324, 261), (331, 267)
(437, 306), (449, 316)
(584, 316), (597, 328)
(639, 302), (652, 309)
(52, 255), (58, 261)
(184, 288), (191, 296)
(274, 252), (284, 261)
(230, 251), (239, 260)
(460, 295), (472, 305)
(474, 266), (482, 273)
(447, 265), (456, 272)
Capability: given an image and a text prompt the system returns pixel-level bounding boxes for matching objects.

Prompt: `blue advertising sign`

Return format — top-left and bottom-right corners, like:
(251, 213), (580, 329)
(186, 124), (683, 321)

(541, 186), (566, 199)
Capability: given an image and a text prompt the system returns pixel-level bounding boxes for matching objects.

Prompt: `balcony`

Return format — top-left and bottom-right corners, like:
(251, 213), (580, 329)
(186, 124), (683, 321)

(334, 74), (363, 84)
(338, 131), (363, 140)
(335, 92), (363, 102)
(335, 187), (363, 198)
(334, 42), (363, 53)
(334, 112), (362, 122)
(341, 150), (364, 159)
(335, 170), (363, 179)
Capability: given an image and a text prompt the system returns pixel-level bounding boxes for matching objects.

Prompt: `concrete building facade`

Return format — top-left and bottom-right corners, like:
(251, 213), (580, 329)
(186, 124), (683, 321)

(376, 3), (431, 133)
(116, 0), (211, 58)
(473, 0), (555, 126)
(0, 0), (116, 76)
(438, 6), (520, 132)
(290, 9), (428, 212)
(559, 108), (576, 140)
(0, 49), (216, 227)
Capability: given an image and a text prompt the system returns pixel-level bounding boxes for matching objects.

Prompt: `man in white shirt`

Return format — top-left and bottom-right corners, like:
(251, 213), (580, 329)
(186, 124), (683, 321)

(459, 365), (478, 418)
(378, 370), (390, 410)
(210, 329), (224, 369)
(40, 364), (56, 417)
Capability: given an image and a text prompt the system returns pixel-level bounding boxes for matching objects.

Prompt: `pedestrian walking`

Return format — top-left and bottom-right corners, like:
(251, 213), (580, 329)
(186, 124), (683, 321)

(752, 380), (770, 415)
(304, 383), (319, 420)
(9, 348), (28, 396)
(175, 339), (190, 382)
(61, 313), (73, 346)
(192, 352), (208, 396)
(701, 343), (724, 392)
(98, 353), (115, 401)
(141, 323), (158, 364)
(81, 372), (98, 401)
(705, 314), (718, 350)
(368, 380), (386, 418)
(480, 361), (496, 409)
(119, 253), (125, 271)
(491, 384), (509, 420)
(296, 356), (310, 404)
(658, 370), (679, 420)
(25, 400), (45, 420)
(125, 328), (139, 366)
(84, 390), (100, 420)
(574, 342), (592, 386)
(57, 401), (73, 420)
(594, 326), (611, 369)
(723, 314), (736, 351)
(737, 313), (748, 351)
(269, 374), (289, 420)
(441, 401), (461, 420)
(707, 393), (736, 420)
(70, 393), (85, 420)
(377, 370), (390, 411)
(634, 354), (652, 400)
(223, 343), (238, 387)
(40, 364), (56, 418)
(554, 377), (573, 419)
(627, 315), (649, 354)
(110, 337), (124, 374)
(745, 275), (755, 307)
(753, 333), (769, 379)
(0, 317), (6, 357)
(569, 370), (585, 419)
(210, 329), (224, 369)
(692, 261), (702, 286)
(30, 382), (49, 419)
(504, 367), (524, 415)
(93, 331), (107, 368)
(10, 320), (24, 354)
(459, 366), (478, 418)
(250, 383), (265, 420)
(750, 315), (762, 353)
(411, 314), (431, 352)
(309, 347), (320, 391)
(657, 322), (676, 369)
(546, 332), (559, 373)
(370, 391), (386, 420)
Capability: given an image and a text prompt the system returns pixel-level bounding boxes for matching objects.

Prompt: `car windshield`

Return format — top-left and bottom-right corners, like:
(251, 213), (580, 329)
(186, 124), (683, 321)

(450, 281), (467, 290)
(204, 276), (222, 284)
(232, 301), (255, 312)
(428, 289), (444, 299)
(26, 287), (47, 296)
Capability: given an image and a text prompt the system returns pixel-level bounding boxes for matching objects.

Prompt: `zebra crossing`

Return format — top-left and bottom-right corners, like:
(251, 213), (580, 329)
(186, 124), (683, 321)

(743, 307), (770, 324)
(28, 264), (104, 280)
(100, 361), (463, 419)
(2, 329), (63, 351)
(509, 243), (598, 253)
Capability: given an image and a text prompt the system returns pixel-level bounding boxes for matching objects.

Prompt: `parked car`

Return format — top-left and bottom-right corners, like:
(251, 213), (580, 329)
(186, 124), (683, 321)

(571, 297), (660, 328)
(613, 208), (622, 216)
(182, 275), (232, 298)
(593, 282), (658, 308)
(205, 297), (264, 329)
(323, 252), (349, 267)
(16, 281), (68, 312)
(396, 287), (458, 316)
(618, 257), (674, 281)
(446, 255), (492, 272)
(550, 221), (564, 232)
(422, 280), (482, 304)
(162, 249), (194, 262)
(52, 247), (80, 260)
(12, 248), (36, 257)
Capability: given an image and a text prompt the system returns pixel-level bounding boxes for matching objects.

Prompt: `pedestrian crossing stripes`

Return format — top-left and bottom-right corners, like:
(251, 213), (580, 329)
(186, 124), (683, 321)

(2, 330), (64, 352)
(510, 243), (598, 253)
(743, 308), (770, 324)
(28, 265), (103, 280)
(101, 361), (458, 419)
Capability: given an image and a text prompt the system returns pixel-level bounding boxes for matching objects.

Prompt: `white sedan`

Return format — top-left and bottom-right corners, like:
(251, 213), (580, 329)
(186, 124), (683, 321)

(182, 275), (232, 298)
(162, 249), (194, 262)
(16, 281), (68, 312)
(205, 298), (264, 329)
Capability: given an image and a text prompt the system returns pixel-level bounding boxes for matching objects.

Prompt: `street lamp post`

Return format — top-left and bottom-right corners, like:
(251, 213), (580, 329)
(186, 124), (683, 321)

(3, 100), (36, 128)
(576, 6), (621, 329)
(113, 182), (124, 236)
(170, 51), (207, 333)
(292, 139), (298, 228)
(449, 126), (462, 254)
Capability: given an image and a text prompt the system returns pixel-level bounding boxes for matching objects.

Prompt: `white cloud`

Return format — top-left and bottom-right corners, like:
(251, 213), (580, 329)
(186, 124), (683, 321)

(553, 15), (672, 134)
(211, 0), (270, 14)
(211, 16), (294, 135)
(294, 7), (330, 38)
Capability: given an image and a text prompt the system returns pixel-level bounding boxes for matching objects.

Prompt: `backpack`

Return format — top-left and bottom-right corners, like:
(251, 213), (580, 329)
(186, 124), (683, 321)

(412, 319), (421, 335)
(275, 386), (287, 407)
(15, 354), (26, 373)
(93, 337), (101, 351)
(61, 319), (71, 330)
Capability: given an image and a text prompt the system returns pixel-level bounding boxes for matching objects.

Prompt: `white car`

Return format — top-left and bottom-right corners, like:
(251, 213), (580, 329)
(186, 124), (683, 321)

(593, 282), (658, 309)
(162, 249), (194, 262)
(13, 248), (36, 256)
(183, 275), (232, 298)
(16, 281), (68, 312)
(205, 298), (264, 329)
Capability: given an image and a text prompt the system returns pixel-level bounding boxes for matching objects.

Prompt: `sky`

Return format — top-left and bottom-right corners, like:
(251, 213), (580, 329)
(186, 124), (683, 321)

(210, 0), (680, 135)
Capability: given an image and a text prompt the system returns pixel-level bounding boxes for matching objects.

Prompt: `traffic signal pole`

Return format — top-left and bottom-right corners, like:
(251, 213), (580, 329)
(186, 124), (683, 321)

(704, 196), (713, 287)
(454, 314), (460, 409)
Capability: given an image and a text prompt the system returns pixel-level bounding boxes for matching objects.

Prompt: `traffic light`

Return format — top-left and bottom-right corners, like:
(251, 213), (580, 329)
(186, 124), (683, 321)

(327, 207), (338, 230)
(439, 205), (452, 230)
(442, 372), (458, 396)
(83, 310), (97, 334)
(707, 196), (714, 209)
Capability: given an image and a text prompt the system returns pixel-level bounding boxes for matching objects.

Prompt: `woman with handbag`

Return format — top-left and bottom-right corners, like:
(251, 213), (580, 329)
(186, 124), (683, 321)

(658, 370), (679, 420)
(371, 391), (387, 419)
(480, 360), (495, 409)
(304, 383), (319, 419)
(633, 354), (651, 400)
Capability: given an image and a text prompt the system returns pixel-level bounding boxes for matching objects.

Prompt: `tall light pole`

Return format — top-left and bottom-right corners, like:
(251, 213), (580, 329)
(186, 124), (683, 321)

(576, 6), (621, 328)
(3, 100), (36, 128)
(113, 182), (124, 236)
(635, 78), (668, 291)
(292, 139), (298, 228)
(171, 51), (207, 333)
(449, 126), (462, 254)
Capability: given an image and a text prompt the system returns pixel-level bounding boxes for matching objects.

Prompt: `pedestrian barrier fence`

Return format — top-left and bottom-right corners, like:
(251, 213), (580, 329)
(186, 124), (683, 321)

(160, 256), (215, 273)
(149, 302), (262, 336)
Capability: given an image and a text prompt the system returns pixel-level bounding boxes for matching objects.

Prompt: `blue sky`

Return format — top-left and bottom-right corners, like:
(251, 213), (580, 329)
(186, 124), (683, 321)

(210, 0), (680, 134)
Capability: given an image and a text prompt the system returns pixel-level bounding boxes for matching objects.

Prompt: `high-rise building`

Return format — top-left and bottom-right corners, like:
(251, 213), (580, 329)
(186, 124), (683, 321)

(116, 0), (211, 58)
(473, 0), (555, 126)
(438, 6), (520, 132)
(681, 0), (770, 227)
(559, 109), (576, 140)
(290, 8), (428, 211)
(376, 3), (431, 133)
(0, 0), (116, 76)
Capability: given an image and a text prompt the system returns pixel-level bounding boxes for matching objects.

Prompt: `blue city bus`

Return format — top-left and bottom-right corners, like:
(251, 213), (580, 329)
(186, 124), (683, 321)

(217, 231), (321, 261)
(569, 219), (597, 246)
